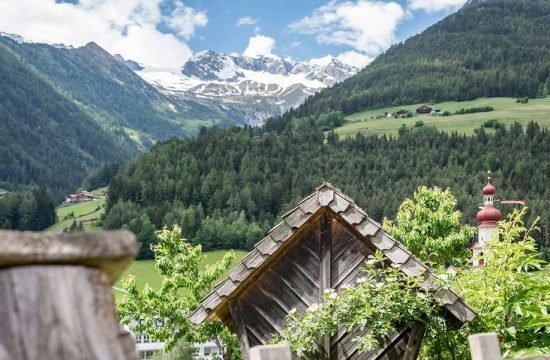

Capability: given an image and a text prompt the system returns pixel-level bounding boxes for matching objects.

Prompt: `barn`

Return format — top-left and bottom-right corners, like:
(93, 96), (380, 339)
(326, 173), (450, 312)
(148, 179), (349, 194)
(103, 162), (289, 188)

(190, 183), (475, 359)
(415, 105), (432, 114)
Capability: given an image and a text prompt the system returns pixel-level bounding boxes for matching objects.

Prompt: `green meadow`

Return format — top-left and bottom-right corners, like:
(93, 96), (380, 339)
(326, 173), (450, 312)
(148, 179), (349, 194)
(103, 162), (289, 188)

(113, 250), (248, 298)
(336, 97), (550, 137)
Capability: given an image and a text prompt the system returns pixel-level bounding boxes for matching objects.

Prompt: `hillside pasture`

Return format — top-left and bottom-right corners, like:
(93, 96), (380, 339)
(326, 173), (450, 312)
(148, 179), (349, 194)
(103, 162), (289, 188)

(46, 198), (105, 233)
(336, 97), (550, 137)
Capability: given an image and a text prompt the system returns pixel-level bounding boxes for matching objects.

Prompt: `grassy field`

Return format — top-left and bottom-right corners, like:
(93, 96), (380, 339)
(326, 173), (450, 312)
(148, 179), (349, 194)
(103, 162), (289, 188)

(113, 250), (248, 298)
(45, 198), (105, 233)
(336, 97), (550, 137)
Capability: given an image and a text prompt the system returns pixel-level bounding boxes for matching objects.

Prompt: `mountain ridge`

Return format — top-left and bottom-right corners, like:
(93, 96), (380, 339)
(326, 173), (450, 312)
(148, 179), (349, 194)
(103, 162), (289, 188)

(266, 0), (550, 130)
(136, 50), (359, 125)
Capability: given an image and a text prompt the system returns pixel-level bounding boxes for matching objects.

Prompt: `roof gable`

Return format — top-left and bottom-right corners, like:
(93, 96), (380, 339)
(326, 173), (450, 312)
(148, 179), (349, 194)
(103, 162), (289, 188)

(190, 183), (475, 325)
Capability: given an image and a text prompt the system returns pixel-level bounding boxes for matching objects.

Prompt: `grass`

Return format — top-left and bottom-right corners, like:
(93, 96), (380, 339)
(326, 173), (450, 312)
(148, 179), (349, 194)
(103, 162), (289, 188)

(336, 97), (550, 137)
(45, 198), (106, 233)
(113, 250), (248, 298)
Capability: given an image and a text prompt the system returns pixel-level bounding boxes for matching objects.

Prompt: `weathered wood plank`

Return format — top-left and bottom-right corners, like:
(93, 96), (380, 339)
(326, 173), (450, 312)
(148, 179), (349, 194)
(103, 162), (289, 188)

(230, 300), (251, 360)
(0, 230), (138, 284)
(0, 266), (136, 360)
(320, 214), (332, 359)
(403, 322), (426, 360)
(332, 249), (367, 290)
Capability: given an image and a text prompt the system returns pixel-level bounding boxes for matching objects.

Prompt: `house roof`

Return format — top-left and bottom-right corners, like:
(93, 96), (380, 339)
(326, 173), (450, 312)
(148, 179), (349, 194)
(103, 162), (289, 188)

(190, 183), (476, 325)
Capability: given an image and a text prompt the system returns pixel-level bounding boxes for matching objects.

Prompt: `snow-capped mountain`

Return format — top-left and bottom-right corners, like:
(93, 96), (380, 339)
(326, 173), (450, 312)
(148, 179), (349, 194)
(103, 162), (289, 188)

(136, 51), (359, 125)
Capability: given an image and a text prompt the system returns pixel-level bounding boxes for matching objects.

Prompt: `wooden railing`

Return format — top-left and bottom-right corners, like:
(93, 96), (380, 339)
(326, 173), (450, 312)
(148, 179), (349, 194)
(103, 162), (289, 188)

(0, 230), (139, 360)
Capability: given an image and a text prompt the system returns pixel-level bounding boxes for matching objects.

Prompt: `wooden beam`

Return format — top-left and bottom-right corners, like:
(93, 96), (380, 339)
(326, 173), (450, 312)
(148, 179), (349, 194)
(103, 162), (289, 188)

(403, 321), (426, 360)
(230, 299), (251, 360)
(320, 212), (332, 359)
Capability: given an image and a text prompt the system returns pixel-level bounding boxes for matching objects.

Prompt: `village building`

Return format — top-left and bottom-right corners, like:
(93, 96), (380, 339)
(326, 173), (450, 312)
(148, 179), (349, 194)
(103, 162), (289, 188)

(0, 191), (8, 199)
(65, 191), (102, 203)
(471, 178), (501, 267)
(415, 105), (432, 114)
(190, 183), (475, 360)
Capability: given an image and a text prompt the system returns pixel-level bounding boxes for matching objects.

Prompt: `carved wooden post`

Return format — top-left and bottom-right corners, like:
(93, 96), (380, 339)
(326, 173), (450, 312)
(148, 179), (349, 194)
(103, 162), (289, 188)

(249, 344), (291, 360)
(468, 333), (502, 360)
(0, 230), (139, 360)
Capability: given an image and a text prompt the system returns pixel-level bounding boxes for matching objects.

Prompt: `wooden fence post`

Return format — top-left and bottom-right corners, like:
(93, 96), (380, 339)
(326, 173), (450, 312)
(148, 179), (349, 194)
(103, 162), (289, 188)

(468, 333), (502, 360)
(249, 344), (291, 360)
(0, 230), (139, 360)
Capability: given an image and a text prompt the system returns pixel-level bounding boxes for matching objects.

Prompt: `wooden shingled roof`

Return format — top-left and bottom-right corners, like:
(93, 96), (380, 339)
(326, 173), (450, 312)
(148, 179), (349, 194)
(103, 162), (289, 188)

(190, 183), (476, 326)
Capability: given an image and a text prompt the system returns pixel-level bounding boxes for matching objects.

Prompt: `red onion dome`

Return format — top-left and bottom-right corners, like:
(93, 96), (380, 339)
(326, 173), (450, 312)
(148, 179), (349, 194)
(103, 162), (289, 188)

(476, 205), (501, 223)
(482, 182), (496, 195)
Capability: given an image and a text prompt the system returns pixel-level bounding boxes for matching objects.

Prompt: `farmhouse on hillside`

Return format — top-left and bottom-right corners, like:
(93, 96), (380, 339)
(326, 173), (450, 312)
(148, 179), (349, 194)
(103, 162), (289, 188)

(65, 191), (101, 203)
(190, 183), (475, 360)
(416, 105), (432, 114)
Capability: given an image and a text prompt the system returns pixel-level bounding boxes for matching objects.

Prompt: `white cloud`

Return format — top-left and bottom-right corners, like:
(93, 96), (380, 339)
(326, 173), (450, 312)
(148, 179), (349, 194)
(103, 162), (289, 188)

(243, 35), (275, 57)
(236, 16), (258, 26)
(167, 3), (208, 39)
(336, 50), (372, 68)
(290, 41), (302, 48)
(0, 0), (207, 67)
(289, 0), (406, 55)
(408, 0), (467, 13)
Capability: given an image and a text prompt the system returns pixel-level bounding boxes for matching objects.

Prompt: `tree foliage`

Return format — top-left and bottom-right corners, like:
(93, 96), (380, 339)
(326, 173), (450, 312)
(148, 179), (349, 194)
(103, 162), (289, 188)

(0, 187), (56, 231)
(117, 226), (241, 359)
(277, 192), (549, 359)
(105, 124), (550, 258)
(383, 186), (476, 268)
(454, 208), (549, 355)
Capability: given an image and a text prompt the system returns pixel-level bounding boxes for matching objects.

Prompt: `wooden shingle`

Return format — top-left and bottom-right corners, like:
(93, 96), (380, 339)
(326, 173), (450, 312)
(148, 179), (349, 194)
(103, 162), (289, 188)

(340, 206), (365, 225)
(283, 207), (311, 229)
(355, 218), (380, 237)
(329, 193), (350, 213)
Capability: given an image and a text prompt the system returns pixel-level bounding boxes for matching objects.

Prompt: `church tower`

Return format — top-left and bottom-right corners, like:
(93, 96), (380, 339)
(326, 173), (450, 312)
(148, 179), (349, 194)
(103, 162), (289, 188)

(471, 176), (501, 266)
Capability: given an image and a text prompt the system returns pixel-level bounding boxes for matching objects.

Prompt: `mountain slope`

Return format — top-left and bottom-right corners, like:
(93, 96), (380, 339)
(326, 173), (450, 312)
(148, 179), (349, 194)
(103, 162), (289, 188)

(137, 51), (359, 125)
(0, 36), (212, 144)
(268, 0), (550, 129)
(0, 34), (229, 196)
(0, 42), (135, 196)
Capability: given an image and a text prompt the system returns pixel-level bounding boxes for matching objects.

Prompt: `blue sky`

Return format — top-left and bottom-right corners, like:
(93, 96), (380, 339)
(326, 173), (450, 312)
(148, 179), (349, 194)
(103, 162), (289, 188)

(183, 0), (452, 60)
(0, 0), (467, 68)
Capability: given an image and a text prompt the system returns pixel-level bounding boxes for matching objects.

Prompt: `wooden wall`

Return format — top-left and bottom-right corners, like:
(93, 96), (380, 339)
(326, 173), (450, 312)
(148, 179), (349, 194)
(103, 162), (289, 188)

(232, 211), (413, 360)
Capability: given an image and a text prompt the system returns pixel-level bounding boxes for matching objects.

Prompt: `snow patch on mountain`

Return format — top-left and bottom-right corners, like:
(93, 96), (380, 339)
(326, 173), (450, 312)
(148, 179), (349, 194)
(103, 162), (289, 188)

(135, 51), (359, 125)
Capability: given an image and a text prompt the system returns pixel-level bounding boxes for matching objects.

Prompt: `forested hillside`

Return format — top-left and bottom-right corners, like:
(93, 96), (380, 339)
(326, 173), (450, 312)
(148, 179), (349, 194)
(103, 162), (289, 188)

(0, 43), (135, 196)
(267, 0), (550, 130)
(0, 35), (218, 197)
(105, 123), (550, 258)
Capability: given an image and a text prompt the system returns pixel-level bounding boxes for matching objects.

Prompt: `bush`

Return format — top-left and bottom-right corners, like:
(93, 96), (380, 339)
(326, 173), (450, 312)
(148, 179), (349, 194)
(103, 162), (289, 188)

(441, 111), (452, 116)
(455, 106), (494, 115)
(414, 120), (425, 128)
(516, 97), (529, 104)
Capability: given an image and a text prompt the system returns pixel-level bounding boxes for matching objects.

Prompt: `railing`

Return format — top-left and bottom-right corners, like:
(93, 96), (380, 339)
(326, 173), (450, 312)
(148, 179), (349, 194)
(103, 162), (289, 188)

(0, 230), (139, 360)
(468, 333), (549, 360)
